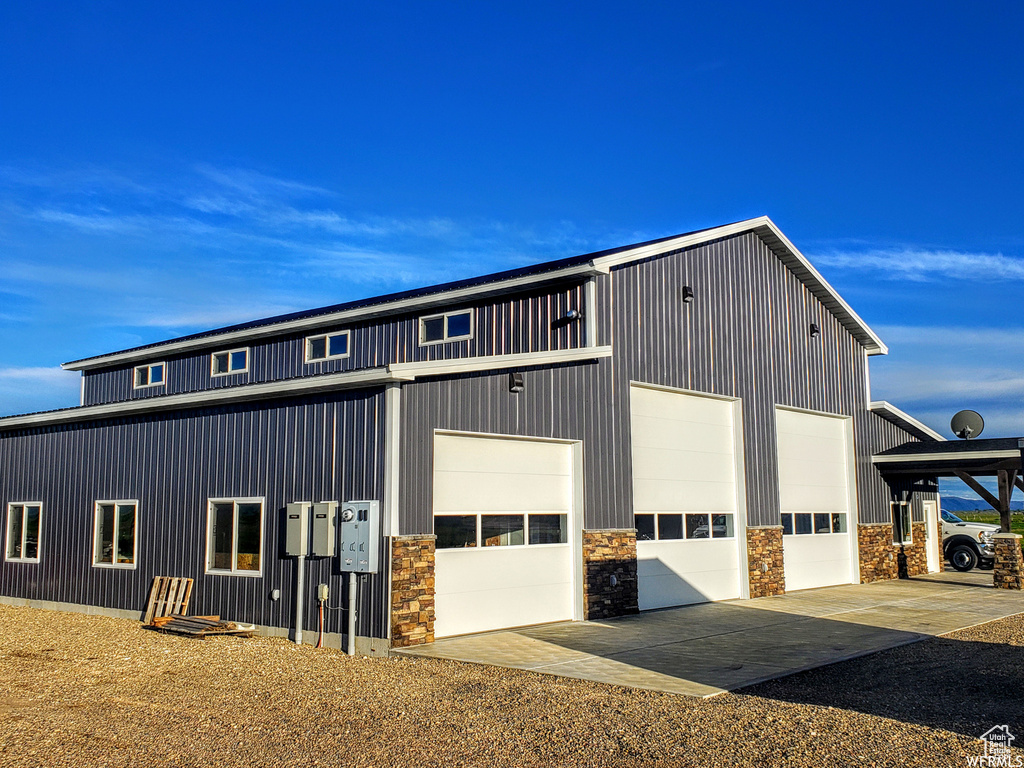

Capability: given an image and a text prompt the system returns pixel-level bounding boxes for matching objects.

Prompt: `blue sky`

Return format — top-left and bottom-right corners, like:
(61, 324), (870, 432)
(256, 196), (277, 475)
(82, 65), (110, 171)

(1, 2), (1021, 500)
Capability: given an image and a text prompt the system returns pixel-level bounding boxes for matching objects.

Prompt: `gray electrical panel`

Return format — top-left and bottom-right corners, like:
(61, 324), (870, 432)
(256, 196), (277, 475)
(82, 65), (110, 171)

(284, 502), (310, 556)
(311, 501), (337, 557)
(339, 500), (380, 573)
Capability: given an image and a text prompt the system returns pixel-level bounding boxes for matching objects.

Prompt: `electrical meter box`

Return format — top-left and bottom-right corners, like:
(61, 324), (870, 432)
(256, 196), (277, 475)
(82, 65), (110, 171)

(311, 501), (337, 557)
(339, 500), (380, 573)
(284, 502), (310, 556)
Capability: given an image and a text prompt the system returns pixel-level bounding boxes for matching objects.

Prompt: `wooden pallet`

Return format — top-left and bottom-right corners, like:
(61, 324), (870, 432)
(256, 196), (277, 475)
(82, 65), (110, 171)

(154, 614), (254, 639)
(143, 576), (194, 624)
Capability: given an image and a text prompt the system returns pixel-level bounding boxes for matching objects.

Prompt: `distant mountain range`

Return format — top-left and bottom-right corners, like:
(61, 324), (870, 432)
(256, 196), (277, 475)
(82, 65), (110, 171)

(941, 495), (1024, 512)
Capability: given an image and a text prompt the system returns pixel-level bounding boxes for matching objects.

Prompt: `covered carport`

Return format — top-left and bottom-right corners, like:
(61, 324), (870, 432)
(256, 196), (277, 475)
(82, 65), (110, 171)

(872, 437), (1024, 589)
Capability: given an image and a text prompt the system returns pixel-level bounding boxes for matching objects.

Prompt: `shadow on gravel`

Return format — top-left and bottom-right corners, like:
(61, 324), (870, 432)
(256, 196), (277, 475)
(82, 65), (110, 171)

(739, 635), (1024, 740)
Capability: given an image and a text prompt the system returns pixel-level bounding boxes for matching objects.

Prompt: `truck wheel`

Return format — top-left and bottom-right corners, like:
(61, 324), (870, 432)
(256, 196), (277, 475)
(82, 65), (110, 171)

(949, 544), (978, 572)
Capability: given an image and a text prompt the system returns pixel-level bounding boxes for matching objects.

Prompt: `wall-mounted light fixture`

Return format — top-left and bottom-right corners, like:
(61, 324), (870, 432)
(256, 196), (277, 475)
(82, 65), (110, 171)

(809, 323), (821, 338)
(681, 285), (695, 304)
(509, 372), (524, 393)
(552, 309), (583, 330)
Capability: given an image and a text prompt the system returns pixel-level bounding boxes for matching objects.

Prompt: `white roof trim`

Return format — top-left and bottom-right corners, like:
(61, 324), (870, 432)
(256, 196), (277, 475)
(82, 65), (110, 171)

(870, 401), (945, 442)
(2, 347), (612, 431)
(390, 346), (612, 379)
(873, 450), (1020, 464)
(63, 215), (886, 371)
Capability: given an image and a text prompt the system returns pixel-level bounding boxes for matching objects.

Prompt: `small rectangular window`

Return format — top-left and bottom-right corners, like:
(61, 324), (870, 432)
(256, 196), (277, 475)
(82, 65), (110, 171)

(831, 513), (848, 533)
(711, 514), (735, 539)
(418, 310), (473, 346)
(305, 331), (351, 363)
(93, 501), (137, 568)
(794, 513), (813, 535)
(133, 363), (166, 389)
(892, 502), (912, 545)
(685, 513), (710, 539)
(635, 514), (656, 541)
(781, 513), (794, 536)
(6, 503), (41, 562)
(206, 498), (263, 575)
(482, 515), (525, 547)
(814, 513), (832, 534)
(435, 515), (478, 549)
(211, 348), (249, 377)
(528, 514), (567, 545)
(658, 514), (684, 540)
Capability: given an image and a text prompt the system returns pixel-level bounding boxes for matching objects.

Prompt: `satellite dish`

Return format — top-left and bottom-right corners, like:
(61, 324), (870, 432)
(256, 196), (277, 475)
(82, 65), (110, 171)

(951, 410), (984, 440)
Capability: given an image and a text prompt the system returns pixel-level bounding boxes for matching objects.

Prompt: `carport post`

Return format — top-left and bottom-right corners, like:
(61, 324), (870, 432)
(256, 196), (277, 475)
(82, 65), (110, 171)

(993, 533), (1023, 590)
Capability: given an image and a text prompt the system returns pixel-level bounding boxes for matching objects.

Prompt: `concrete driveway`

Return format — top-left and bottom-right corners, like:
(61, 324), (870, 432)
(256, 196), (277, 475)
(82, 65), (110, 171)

(395, 570), (1024, 697)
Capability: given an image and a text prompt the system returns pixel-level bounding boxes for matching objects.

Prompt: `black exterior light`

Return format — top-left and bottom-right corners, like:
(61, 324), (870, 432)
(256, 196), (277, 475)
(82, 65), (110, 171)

(809, 323), (821, 338)
(681, 286), (694, 303)
(509, 372), (524, 393)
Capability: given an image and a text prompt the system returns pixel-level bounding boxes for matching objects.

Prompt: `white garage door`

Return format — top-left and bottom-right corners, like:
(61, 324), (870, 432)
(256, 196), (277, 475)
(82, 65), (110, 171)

(776, 408), (855, 591)
(433, 433), (576, 638)
(631, 385), (744, 611)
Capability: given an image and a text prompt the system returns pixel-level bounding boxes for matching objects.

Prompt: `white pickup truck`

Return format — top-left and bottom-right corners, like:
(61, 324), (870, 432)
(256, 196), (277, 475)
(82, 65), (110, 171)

(941, 509), (1000, 572)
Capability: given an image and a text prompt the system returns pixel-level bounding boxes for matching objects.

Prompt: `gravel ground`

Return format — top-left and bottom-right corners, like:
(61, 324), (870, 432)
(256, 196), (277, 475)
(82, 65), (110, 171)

(1, 604), (1021, 768)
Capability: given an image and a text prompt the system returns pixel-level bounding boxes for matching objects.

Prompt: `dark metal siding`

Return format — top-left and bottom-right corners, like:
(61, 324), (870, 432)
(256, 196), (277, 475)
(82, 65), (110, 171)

(862, 412), (940, 523)
(399, 232), (906, 534)
(399, 359), (621, 534)
(82, 283), (586, 406)
(0, 391), (389, 640)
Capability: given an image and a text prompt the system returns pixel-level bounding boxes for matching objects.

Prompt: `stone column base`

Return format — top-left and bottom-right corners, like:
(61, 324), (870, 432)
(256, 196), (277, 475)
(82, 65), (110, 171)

(858, 524), (898, 583)
(994, 534), (1024, 590)
(746, 526), (785, 598)
(583, 529), (639, 620)
(900, 522), (929, 578)
(390, 535), (436, 648)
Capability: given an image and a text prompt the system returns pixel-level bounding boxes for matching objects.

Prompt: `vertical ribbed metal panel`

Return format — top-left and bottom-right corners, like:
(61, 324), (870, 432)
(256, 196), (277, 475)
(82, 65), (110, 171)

(0, 390), (389, 640)
(860, 412), (939, 524)
(82, 284), (586, 407)
(398, 231), (933, 535)
(398, 357), (621, 534)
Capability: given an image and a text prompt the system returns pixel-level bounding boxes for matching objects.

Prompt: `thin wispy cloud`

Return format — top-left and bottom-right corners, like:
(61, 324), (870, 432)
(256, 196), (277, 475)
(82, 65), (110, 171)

(0, 367), (81, 416)
(0, 161), (633, 414)
(813, 247), (1024, 282)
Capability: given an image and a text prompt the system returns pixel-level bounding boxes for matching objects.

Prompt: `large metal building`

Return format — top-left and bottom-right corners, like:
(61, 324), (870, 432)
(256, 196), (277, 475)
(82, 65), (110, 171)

(0, 217), (944, 651)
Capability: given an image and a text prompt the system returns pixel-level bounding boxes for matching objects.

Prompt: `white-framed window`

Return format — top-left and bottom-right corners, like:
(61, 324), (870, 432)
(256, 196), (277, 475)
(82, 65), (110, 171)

(781, 512), (848, 536)
(305, 330), (350, 363)
(133, 362), (166, 389)
(434, 513), (568, 549)
(93, 500), (138, 569)
(891, 502), (912, 545)
(634, 513), (735, 541)
(418, 309), (473, 346)
(211, 348), (249, 377)
(206, 498), (264, 576)
(5, 502), (42, 563)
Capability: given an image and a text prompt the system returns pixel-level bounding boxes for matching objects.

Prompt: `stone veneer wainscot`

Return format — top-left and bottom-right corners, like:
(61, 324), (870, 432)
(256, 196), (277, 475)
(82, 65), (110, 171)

(993, 534), (1024, 590)
(583, 529), (639, 620)
(898, 522), (930, 578)
(746, 526), (785, 598)
(858, 523), (898, 583)
(390, 535), (435, 648)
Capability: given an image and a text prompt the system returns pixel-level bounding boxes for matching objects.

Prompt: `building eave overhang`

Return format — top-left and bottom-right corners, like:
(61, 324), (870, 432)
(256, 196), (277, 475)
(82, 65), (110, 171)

(869, 401), (945, 442)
